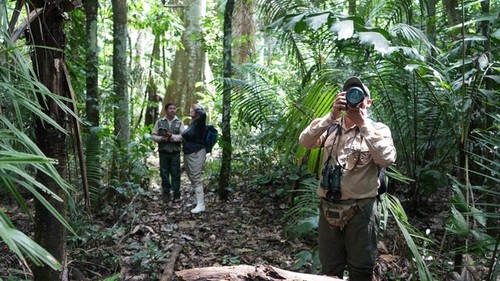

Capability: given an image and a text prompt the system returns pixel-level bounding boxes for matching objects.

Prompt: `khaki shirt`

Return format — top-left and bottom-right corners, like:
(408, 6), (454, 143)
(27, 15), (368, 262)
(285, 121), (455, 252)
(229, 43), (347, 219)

(299, 113), (396, 200)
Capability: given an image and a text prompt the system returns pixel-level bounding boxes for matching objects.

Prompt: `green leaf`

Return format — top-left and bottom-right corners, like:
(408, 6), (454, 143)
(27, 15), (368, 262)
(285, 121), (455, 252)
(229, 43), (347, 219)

(304, 12), (330, 31)
(282, 14), (305, 31)
(492, 28), (500, 39)
(295, 216), (318, 234)
(470, 206), (486, 227)
(103, 273), (122, 281)
(358, 31), (390, 54)
(387, 195), (433, 280)
(331, 20), (354, 40)
(447, 206), (469, 237)
(0, 151), (55, 165)
(0, 212), (61, 270)
(294, 250), (313, 269)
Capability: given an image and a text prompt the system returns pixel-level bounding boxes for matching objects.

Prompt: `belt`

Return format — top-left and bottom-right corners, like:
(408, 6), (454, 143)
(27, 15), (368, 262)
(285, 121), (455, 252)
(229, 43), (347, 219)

(321, 197), (374, 206)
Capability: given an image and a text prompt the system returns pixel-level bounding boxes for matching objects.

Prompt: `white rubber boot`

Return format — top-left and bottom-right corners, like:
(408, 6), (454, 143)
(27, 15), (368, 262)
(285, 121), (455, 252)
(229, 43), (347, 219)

(190, 186), (205, 214)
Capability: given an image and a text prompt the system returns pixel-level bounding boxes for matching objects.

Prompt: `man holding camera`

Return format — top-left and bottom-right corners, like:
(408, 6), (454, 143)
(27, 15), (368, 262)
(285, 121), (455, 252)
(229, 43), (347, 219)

(299, 77), (396, 280)
(152, 103), (185, 202)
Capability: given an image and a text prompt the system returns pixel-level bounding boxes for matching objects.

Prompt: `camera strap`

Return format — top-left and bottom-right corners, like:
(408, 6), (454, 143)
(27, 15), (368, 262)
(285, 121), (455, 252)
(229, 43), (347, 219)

(324, 121), (363, 170)
(322, 121), (342, 166)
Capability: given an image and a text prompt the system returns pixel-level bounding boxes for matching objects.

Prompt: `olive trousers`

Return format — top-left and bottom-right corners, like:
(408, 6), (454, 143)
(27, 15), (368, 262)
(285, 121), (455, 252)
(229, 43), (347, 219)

(159, 151), (181, 198)
(318, 197), (378, 281)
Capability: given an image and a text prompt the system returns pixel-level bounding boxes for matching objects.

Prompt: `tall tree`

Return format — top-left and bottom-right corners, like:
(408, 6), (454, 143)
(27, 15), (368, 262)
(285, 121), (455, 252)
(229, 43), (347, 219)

(144, 37), (161, 128)
(424, 0), (438, 47)
(348, 0), (356, 15)
(28, 0), (79, 279)
(442, 0), (460, 27)
(232, 0), (255, 64)
(219, 0), (235, 200)
(112, 0), (129, 179)
(163, 0), (207, 116)
(85, 0), (102, 207)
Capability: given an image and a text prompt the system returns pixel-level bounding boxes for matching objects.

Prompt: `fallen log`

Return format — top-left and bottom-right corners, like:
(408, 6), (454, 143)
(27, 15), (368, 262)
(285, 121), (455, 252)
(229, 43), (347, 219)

(175, 265), (342, 281)
(160, 244), (184, 281)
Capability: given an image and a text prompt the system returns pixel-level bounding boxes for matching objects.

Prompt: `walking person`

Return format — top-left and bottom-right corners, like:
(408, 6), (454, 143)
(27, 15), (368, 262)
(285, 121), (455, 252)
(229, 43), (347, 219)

(182, 104), (207, 214)
(298, 77), (397, 280)
(152, 103), (185, 202)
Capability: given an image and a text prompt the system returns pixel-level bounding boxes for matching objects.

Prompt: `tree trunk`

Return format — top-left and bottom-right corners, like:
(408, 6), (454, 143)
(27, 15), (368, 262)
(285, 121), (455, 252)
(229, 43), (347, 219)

(424, 0), (438, 48)
(175, 265), (342, 281)
(112, 0), (129, 180)
(218, 0), (235, 201)
(85, 0), (99, 129)
(348, 0), (356, 15)
(84, 0), (102, 208)
(232, 0), (255, 65)
(164, 0), (207, 117)
(442, 0), (460, 27)
(29, 0), (75, 279)
(145, 37), (161, 128)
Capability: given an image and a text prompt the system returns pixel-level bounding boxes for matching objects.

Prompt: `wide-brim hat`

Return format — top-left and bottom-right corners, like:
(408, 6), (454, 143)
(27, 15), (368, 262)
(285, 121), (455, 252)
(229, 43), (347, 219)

(342, 76), (371, 98)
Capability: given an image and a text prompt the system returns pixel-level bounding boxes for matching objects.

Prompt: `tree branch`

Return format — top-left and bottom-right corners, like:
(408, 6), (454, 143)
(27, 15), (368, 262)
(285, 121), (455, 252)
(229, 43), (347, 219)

(160, 243), (183, 281)
(175, 265), (343, 281)
(11, 7), (44, 42)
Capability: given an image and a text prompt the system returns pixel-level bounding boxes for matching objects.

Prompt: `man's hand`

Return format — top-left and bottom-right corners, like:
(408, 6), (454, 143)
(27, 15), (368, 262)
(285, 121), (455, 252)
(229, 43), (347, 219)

(345, 105), (367, 128)
(331, 92), (347, 120)
(161, 132), (172, 142)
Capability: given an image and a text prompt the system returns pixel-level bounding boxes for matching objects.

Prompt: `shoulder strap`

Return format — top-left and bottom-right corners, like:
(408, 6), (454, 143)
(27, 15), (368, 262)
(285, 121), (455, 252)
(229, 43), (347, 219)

(378, 167), (387, 195)
(322, 123), (340, 147)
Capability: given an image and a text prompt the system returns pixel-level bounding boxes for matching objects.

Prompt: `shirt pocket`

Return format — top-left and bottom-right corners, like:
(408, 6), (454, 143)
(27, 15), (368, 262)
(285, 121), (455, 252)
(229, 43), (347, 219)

(346, 150), (372, 170)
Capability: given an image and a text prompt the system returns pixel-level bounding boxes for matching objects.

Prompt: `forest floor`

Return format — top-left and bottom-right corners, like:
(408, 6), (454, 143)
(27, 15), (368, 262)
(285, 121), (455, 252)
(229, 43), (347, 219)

(0, 154), (446, 281)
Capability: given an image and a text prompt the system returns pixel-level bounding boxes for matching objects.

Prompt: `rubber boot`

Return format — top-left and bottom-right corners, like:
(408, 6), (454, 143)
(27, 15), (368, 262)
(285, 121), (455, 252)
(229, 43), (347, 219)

(190, 186), (205, 213)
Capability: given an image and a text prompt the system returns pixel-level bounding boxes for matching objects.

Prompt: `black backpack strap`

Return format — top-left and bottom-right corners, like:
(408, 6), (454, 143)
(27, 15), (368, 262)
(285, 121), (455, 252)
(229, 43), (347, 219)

(322, 123), (340, 147)
(377, 166), (387, 196)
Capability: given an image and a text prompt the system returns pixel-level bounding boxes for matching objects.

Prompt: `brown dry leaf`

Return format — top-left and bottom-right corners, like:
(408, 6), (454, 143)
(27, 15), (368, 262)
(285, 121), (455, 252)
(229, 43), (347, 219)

(130, 224), (141, 235)
(379, 254), (398, 262)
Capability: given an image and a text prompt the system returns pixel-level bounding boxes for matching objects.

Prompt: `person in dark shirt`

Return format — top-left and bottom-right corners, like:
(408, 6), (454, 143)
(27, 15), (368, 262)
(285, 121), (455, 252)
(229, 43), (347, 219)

(181, 104), (207, 213)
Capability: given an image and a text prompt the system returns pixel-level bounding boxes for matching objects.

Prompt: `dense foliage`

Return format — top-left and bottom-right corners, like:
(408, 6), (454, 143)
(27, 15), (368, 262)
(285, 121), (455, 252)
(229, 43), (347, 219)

(0, 0), (498, 280)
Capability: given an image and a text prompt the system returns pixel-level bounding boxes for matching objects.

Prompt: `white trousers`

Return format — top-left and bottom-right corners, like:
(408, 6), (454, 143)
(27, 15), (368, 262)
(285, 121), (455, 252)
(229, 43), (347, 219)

(184, 148), (207, 190)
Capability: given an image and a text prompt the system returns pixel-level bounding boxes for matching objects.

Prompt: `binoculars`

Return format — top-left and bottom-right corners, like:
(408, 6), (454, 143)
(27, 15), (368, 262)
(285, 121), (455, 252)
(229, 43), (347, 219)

(321, 163), (342, 200)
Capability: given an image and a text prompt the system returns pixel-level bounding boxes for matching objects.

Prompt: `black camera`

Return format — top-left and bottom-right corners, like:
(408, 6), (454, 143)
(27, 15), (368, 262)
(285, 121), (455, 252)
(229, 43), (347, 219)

(158, 127), (169, 136)
(346, 87), (365, 108)
(321, 163), (342, 200)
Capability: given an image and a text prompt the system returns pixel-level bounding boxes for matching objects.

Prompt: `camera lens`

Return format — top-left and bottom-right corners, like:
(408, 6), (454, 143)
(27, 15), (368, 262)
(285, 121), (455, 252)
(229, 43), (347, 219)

(346, 87), (365, 107)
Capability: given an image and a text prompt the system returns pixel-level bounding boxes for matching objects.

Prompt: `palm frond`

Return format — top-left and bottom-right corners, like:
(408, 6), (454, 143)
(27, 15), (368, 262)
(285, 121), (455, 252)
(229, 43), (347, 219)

(385, 194), (434, 280)
(0, 12), (77, 268)
(84, 129), (104, 207)
(282, 176), (319, 239)
(0, 212), (61, 270)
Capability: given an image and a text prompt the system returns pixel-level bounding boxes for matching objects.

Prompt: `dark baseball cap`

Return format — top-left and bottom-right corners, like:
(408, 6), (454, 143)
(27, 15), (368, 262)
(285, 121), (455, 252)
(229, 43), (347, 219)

(342, 76), (371, 98)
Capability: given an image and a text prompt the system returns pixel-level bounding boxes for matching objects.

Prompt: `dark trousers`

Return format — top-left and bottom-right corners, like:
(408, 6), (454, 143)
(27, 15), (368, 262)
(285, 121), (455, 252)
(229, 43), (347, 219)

(318, 197), (378, 281)
(159, 151), (181, 197)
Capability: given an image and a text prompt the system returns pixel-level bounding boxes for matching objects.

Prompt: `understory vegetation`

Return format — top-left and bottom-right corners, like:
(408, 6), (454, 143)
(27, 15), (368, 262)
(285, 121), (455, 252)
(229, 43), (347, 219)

(0, 0), (499, 280)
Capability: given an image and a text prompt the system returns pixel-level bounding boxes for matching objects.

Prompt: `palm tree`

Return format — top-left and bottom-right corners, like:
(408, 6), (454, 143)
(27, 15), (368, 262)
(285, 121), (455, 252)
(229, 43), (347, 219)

(0, 0), (77, 275)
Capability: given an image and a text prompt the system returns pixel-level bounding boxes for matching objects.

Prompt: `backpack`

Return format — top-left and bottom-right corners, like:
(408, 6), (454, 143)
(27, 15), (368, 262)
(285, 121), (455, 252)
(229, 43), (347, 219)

(323, 123), (388, 195)
(205, 124), (218, 153)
